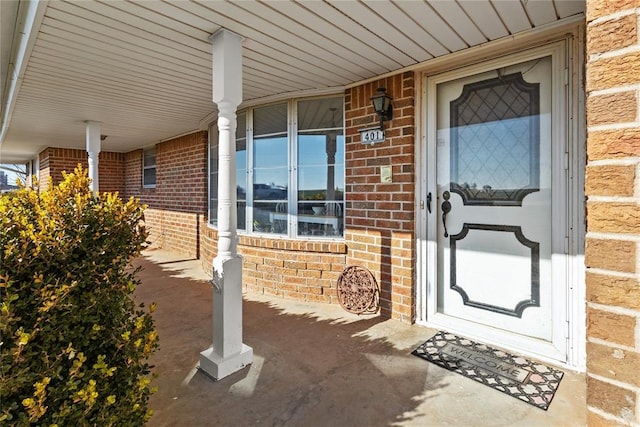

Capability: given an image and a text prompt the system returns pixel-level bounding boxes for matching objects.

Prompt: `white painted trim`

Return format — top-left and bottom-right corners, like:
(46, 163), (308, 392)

(568, 26), (587, 371)
(0, 0), (48, 145)
(414, 69), (428, 324)
(415, 27), (586, 370)
(209, 28), (245, 43)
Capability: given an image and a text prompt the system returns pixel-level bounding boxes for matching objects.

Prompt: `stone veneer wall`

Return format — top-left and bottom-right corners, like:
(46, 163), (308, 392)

(585, 0), (640, 424)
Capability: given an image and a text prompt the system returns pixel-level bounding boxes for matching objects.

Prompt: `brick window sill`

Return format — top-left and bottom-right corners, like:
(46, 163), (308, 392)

(238, 234), (347, 254)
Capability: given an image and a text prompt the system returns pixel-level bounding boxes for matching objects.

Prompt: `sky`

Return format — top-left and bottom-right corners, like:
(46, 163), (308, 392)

(1, 164), (22, 185)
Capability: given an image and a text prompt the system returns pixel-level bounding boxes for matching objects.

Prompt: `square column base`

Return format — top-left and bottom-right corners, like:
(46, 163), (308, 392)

(199, 344), (253, 381)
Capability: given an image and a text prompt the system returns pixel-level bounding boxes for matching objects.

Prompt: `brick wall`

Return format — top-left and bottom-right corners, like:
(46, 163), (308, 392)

(585, 1), (640, 425)
(200, 229), (347, 302)
(123, 132), (208, 259)
(239, 237), (346, 302)
(99, 151), (125, 193)
(345, 72), (416, 322)
(118, 76), (417, 321)
(37, 147), (123, 192)
(119, 129), (349, 306)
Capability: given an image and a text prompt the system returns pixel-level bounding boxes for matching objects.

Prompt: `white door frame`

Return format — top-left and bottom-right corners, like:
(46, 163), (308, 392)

(415, 33), (585, 370)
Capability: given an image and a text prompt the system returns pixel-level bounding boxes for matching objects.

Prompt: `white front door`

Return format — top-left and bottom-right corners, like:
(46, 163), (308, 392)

(425, 43), (568, 362)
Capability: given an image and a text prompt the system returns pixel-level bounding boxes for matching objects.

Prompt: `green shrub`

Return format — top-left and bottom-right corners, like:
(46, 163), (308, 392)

(0, 166), (158, 426)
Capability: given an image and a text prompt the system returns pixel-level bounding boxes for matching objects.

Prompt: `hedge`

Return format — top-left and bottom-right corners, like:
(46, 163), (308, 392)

(0, 166), (158, 426)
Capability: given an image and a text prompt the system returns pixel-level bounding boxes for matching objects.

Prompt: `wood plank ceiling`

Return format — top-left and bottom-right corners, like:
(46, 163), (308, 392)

(1, 0), (584, 162)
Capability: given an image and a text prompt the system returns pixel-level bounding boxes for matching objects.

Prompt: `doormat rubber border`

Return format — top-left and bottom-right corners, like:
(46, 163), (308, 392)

(412, 331), (564, 410)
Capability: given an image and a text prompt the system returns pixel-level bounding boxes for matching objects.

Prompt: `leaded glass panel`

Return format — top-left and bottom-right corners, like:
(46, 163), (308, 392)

(450, 72), (540, 206)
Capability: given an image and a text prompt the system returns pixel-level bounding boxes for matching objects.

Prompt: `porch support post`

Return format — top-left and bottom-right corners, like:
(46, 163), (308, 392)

(85, 121), (101, 193)
(199, 28), (252, 380)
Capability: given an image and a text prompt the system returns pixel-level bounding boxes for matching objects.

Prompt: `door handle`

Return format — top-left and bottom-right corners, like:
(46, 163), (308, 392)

(441, 191), (451, 237)
(426, 192), (432, 213)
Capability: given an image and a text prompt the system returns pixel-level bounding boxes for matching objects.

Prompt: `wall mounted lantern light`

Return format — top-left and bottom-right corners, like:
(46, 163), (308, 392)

(370, 87), (393, 130)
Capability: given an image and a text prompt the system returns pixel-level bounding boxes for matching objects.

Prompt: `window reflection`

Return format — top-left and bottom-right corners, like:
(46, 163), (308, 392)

(297, 98), (344, 237)
(253, 105), (288, 234)
(236, 112), (247, 230)
(209, 128), (218, 226)
(449, 70), (541, 206)
(209, 97), (345, 238)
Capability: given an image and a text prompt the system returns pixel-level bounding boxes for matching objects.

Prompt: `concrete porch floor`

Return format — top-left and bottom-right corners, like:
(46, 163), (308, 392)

(134, 249), (586, 427)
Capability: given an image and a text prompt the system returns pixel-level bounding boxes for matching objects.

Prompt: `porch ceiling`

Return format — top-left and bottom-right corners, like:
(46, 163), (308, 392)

(0, 0), (584, 163)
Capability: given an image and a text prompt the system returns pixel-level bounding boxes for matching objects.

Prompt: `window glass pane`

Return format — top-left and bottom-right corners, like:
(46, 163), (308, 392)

(237, 111), (246, 140)
(251, 99), (286, 237)
(298, 98), (343, 130)
(254, 136), (288, 199)
(253, 130), (287, 234)
(236, 140), (247, 199)
(210, 171), (219, 199)
(254, 104), (287, 136)
(142, 147), (156, 187)
(209, 129), (219, 226)
(253, 202), (287, 235)
(297, 202), (343, 237)
(143, 168), (156, 186)
(296, 97), (344, 237)
(143, 148), (156, 167)
(445, 59), (547, 206)
(236, 134), (246, 230)
(237, 201), (245, 231)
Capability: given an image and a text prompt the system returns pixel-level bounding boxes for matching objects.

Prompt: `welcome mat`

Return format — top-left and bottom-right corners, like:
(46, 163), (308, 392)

(412, 331), (564, 410)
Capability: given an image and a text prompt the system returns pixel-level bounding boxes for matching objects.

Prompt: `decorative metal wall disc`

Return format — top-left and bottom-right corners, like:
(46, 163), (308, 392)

(336, 265), (379, 314)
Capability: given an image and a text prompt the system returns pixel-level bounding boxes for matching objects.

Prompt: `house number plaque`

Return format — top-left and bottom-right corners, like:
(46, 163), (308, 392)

(360, 127), (385, 145)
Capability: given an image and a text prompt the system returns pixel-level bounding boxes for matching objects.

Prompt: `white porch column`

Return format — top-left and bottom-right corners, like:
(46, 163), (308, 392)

(199, 29), (252, 380)
(85, 121), (101, 192)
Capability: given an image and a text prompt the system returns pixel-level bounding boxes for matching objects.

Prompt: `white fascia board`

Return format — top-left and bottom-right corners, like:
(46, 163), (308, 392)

(0, 0), (48, 144)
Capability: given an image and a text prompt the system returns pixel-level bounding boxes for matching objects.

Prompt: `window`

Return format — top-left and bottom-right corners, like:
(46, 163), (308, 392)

(209, 96), (345, 238)
(143, 146), (156, 188)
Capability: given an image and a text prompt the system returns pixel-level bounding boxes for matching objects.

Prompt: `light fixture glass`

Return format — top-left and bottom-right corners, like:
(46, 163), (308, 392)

(370, 87), (393, 128)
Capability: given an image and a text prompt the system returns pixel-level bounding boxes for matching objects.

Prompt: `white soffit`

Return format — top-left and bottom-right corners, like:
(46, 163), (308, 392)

(0, 0), (585, 162)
